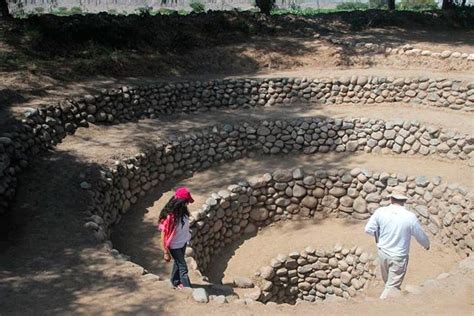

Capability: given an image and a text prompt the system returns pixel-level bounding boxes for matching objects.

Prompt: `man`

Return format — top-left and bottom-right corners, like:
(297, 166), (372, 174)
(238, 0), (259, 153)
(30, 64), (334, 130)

(364, 187), (430, 299)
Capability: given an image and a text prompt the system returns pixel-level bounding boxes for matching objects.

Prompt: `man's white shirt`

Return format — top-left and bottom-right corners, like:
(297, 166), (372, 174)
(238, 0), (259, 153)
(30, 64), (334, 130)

(365, 204), (430, 257)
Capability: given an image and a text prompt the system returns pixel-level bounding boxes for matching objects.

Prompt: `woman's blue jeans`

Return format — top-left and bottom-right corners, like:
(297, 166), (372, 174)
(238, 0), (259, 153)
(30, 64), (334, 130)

(169, 244), (191, 288)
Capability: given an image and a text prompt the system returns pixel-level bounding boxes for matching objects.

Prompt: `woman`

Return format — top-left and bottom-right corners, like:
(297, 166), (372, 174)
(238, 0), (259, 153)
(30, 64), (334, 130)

(158, 187), (194, 289)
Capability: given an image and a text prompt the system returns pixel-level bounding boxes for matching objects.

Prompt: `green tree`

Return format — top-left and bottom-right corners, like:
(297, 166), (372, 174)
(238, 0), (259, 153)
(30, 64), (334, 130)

(369, 0), (387, 9)
(399, 0), (437, 10)
(190, 0), (205, 13)
(336, 2), (369, 10)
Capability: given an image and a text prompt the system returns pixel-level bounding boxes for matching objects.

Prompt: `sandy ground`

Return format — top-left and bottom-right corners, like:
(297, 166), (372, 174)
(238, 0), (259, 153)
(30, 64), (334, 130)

(215, 219), (459, 286)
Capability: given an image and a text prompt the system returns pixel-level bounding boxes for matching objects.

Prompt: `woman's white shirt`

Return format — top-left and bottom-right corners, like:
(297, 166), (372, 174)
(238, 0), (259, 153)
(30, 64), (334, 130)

(169, 216), (191, 249)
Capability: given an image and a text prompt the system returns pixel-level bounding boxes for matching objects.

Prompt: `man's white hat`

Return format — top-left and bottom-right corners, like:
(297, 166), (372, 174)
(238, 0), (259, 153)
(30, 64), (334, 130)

(388, 187), (409, 200)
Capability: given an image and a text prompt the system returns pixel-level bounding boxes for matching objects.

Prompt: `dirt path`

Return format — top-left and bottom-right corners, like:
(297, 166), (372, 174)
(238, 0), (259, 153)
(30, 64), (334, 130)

(57, 102), (474, 167)
(2, 64), (473, 127)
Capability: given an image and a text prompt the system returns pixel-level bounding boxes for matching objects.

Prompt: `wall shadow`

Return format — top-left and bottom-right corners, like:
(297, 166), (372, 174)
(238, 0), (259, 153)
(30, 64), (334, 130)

(110, 111), (361, 287)
(205, 230), (258, 284)
(204, 215), (367, 284)
(2, 9), (473, 130)
(0, 147), (173, 314)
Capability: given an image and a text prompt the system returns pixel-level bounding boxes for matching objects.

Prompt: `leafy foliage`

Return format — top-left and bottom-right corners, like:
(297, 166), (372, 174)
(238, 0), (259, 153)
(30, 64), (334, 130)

(190, 1), (205, 13)
(369, 0), (388, 9)
(336, 2), (369, 10)
(33, 7), (45, 14)
(70, 6), (83, 14)
(272, 8), (345, 15)
(136, 6), (153, 16)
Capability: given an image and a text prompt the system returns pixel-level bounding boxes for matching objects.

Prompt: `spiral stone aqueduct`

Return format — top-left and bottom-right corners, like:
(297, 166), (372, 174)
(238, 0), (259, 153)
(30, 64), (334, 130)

(0, 40), (473, 314)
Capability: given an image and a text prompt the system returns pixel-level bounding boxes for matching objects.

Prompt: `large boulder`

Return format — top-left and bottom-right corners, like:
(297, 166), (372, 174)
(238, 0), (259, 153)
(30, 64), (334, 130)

(234, 277), (254, 288)
(329, 187), (346, 198)
(273, 169), (293, 182)
(250, 208), (269, 221)
(293, 184), (307, 198)
(192, 288), (209, 303)
(301, 196), (318, 208)
(353, 197), (367, 213)
(260, 266), (275, 280)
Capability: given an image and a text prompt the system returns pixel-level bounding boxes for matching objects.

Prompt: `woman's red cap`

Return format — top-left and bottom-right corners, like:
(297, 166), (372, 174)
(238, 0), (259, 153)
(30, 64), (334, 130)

(174, 187), (194, 203)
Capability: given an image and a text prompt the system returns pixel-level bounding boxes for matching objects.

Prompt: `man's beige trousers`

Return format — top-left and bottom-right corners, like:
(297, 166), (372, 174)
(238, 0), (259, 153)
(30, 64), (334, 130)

(378, 248), (409, 299)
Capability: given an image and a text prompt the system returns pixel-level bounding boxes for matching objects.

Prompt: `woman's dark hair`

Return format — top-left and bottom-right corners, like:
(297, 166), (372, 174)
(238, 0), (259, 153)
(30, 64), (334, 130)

(159, 196), (190, 226)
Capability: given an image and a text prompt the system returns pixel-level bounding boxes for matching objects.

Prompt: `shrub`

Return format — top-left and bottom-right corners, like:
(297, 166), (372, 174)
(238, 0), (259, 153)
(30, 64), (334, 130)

(289, 2), (301, 10)
(57, 7), (69, 13)
(369, 0), (387, 8)
(272, 8), (340, 15)
(398, 0), (438, 10)
(70, 7), (83, 14)
(33, 7), (45, 14)
(156, 8), (177, 15)
(190, 1), (205, 13)
(136, 6), (152, 16)
(336, 2), (369, 10)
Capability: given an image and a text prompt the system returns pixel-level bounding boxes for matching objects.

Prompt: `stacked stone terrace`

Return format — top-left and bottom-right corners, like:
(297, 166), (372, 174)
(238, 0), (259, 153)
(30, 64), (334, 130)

(254, 245), (376, 304)
(0, 68), (474, 303)
(2, 76), (472, 216)
(186, 167), (472, 278)
(0, 76), (472, 306)
(81, 116), (472, 240)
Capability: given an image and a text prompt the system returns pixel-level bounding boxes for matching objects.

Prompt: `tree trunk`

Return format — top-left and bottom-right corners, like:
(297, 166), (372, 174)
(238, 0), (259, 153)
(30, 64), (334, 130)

(0, 0), (12, 18)
(387, 0), (395, 10)
(256, 0), (272, 15)
(442, 0), (451, 9)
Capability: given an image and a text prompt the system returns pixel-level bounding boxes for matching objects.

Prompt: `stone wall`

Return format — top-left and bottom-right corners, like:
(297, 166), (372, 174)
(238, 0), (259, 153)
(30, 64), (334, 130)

(1, 76), (473, 223)
(254, 245), (376, 304)
(47, 77), (474, 123)
(329, 39), (474, 62)
(186, 167), (473, 275)
(84, 117), (473, 270)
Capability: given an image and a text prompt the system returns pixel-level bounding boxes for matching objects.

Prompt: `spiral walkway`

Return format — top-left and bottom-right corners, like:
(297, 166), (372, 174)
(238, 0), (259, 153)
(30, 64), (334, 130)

(0, 31), (473, 316)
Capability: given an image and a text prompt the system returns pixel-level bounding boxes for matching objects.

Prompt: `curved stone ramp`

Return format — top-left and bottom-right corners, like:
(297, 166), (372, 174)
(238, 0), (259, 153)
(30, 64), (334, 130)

(336, 40), (474, 62)
(1, 75), (472, 217)
(0, 113), (470, 314)
(111, 152), (471, 278)
(58, 102), (474, 164)
(0, 74), (472, 315)
(187, 168), (471, 275)
(91, 116), (472, 244)
(108, 165), (471, 310)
